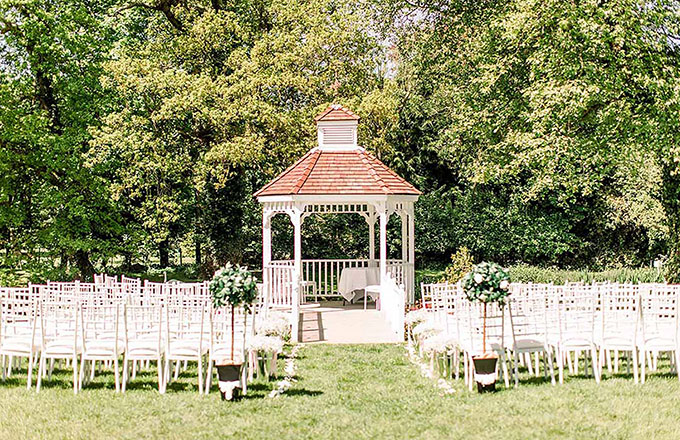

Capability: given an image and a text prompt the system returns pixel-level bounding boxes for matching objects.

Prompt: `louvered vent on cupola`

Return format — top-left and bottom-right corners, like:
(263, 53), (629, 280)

(314, 104), (360, 150)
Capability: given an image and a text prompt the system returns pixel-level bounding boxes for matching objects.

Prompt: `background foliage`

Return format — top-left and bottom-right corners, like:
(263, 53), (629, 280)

(1, 0), (679, 283)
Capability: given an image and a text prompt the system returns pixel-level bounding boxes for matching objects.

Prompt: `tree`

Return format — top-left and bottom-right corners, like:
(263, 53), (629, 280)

(385, 0), (678, 268)
(0, 0), (124, 279)
(90, 0), (391, 270)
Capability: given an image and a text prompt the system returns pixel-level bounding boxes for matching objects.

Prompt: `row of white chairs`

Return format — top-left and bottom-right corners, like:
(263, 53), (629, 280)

(0, 277), (254, 395)
(418, 282), (680, 389)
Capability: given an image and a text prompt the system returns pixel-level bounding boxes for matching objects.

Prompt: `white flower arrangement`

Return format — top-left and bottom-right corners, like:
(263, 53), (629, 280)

(248, 335), (284, 354)
(405, 309), (430, 326)
(269, 344), (302, 398)
(412, 320), (443, 338)
(256, 312), (291, 341)
(421, 333), (458, 355)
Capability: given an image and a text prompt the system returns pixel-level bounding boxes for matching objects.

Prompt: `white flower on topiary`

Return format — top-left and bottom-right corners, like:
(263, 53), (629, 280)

(474, 274), (484, 284)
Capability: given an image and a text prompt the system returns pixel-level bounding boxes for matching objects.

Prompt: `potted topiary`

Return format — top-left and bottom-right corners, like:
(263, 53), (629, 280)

(209, 263), (259, 401)
(462, 262), (511, 393)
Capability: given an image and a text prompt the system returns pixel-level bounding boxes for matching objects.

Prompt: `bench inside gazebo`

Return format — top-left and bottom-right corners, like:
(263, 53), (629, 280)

(254, 105), (420, 342)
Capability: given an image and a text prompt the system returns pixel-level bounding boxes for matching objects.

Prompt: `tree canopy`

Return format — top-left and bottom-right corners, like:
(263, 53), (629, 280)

(1, 0), (679, 282)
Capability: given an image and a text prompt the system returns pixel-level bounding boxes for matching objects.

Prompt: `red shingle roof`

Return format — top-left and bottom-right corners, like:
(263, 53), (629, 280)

(254, 149), (421, 197)
(314, 104), (360, 123)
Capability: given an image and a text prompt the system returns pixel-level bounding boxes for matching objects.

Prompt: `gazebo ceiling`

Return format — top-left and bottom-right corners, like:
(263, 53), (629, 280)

(255, 105), (420, 199)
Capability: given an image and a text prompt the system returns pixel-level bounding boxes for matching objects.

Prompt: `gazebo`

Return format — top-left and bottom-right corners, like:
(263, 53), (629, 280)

(254, 105), (420, 341)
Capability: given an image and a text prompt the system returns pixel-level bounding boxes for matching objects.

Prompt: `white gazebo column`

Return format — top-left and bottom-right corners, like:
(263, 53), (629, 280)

(365, 212), (377, 267)
(407, 203), (416, 303)
(262, 209), (273, 311)
(378, 205), (388, 284)
(288, 206), (303, 343)
(400, 211), (407, 264)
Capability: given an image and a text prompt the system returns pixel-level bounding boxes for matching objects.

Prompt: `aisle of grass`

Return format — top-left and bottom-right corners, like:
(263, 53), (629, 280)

(0, 344), (679, 439)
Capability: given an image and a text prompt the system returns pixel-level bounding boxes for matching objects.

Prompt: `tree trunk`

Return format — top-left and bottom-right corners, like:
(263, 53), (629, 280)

(123, 251), (133, 271)
(159, 240), (170, 268)
(74, 250), (95, 281)
(195, 240), (202, 266)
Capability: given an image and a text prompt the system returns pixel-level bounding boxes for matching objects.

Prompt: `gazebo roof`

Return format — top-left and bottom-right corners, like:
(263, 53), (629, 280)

(313, 104), (360, 122)
(254, 148), (421, 197)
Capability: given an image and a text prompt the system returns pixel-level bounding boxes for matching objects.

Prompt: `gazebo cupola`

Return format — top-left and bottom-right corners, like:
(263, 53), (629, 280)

(255, 104), (420, 342)
(315, 104), (359, 150)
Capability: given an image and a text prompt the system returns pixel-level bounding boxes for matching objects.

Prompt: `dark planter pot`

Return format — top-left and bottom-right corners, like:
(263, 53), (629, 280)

(472, 355), (498, 393)
(216, 364), (242, 401)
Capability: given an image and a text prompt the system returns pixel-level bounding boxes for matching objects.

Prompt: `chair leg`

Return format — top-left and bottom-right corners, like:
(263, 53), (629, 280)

(641, 349), (646, 384)
(557, 348), (564, 384)
(535, 353), (540, 378)
(36, 354), (45, 393)
(205, 359), (213, 394)
(547, 348), (555, 385)
(501, 353), (510, 388)
(78, 356), (86, 391)
(161, 357), (169, 393)
(122, 356), (129, 392)
(114, 357), (120, 393)
(197, 356), (203, 395)
(73, 355), (79, 395)
(632, 349), (639, 384)
(592, 347), (601, 384)
(90, 360), (96, 381)
(513, 351), (520, 388)
(675, 350), (680, 382)
(26, 353), (34, 390)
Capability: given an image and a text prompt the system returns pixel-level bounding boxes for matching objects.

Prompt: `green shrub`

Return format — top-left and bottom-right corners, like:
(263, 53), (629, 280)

(441, 247), (473, 284)
(507, 264), (665, 284)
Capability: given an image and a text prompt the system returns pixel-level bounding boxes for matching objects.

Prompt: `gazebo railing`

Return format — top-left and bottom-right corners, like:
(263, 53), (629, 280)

(264, 261), (295, 308)
(302, 259), (372, 299)
(265, 258), (413, 303)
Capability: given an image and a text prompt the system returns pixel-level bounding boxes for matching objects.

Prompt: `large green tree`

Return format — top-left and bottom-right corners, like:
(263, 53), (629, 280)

(0, 0), (124, 279)
(385, 0), (677, 269)
(89, 0), (392, 272)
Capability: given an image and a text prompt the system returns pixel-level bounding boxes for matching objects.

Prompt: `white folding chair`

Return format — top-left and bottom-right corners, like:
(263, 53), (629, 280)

(79, 303), (123, 391)
(598, 284), (641, 383)
(164, 303), (209, 394)
(506, 287), (556, 387)
(122, 304), (164, 393)
(36, 301), (81, 394)
(639, 284), (680, 383)
(551, 284), (600, 384)
(0, 295), (40, 389)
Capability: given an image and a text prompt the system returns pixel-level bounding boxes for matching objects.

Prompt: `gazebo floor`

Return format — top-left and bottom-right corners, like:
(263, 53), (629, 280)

(298, 300), (401, 344)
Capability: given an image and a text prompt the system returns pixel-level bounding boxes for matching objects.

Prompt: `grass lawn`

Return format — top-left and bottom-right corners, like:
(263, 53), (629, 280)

(0, 344), (679, 439)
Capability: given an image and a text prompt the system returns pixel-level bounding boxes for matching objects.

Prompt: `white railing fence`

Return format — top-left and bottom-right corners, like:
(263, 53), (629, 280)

(263, 261), (295, 309)
(266, 258), (412, 302)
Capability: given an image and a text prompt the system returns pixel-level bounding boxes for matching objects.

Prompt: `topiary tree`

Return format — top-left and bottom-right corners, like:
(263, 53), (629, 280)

(209, 263), (258, 362)
(462, 262), (511, 354)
